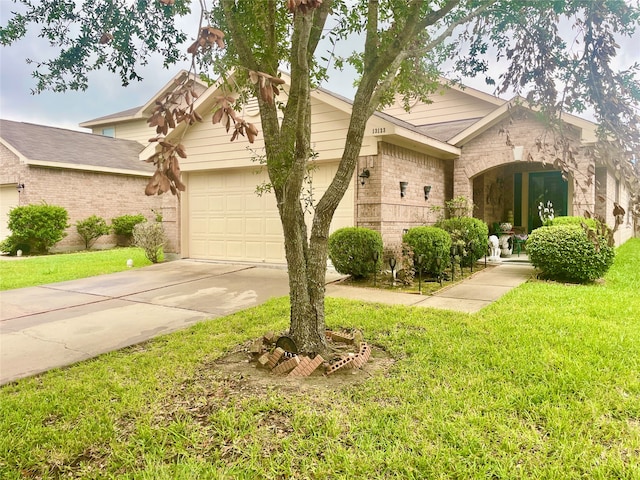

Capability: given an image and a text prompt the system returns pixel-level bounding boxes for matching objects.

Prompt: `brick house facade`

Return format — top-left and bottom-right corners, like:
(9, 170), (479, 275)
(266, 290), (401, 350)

(4, 73), (633, 260)
(0, 120), (178, 252)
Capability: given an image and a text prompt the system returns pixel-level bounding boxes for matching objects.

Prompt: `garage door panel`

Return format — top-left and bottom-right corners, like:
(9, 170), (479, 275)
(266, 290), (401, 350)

(225, 195), (244, 212)
(245, 218), (264, 234)
(225, 218), (244, 234)
(187, 164), (353, 262)
(207, 197), (224, 212)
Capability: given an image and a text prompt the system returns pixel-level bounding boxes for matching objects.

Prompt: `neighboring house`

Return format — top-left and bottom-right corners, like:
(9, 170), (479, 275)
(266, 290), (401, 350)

(77, 72), (636, 261)
(0, 119), (178, 252)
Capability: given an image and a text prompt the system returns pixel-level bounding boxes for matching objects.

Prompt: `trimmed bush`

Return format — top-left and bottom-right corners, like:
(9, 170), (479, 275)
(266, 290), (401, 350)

(2, 203), (69, 254)
(435, 217), (489, 266)
(112, 214), (146, 246)
(133, 222), (166, 263)
(76, 215), (110, 250)
(526, 224), (615, 283)
(551, 215), (598, 229)
(328, 227), (383, 278)
(402, 226), (451, 276)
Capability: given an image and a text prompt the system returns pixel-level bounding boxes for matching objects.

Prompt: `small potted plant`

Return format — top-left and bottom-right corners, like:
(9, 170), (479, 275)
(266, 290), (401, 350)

(499, 222), (512, 233)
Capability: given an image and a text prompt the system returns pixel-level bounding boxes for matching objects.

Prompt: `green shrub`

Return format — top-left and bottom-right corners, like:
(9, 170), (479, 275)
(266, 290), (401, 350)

(402, 226), (451, 276)
(328, 227), (383, 278)
(526, 225), (615, 283)
(2, 203), (69, 254)
(133, 222), (166, 263)
(551, 215), (598, 229)
(76, 215), (111, 250)
(435, 217), (489, 266)
(112, 214), (146, 245)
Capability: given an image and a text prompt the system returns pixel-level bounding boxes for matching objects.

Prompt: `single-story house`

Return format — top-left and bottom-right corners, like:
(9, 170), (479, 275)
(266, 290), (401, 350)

(0, 119), (178, 251)
(5, 70), (634, 259)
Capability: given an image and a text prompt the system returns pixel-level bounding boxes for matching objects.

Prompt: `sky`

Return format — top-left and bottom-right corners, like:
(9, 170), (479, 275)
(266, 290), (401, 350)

(1, 3), (639, 132)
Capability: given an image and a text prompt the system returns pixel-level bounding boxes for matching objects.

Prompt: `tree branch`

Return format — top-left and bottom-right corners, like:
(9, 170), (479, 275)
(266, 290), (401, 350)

(220, 0), (259, 70)
(364, 0), (379, 72)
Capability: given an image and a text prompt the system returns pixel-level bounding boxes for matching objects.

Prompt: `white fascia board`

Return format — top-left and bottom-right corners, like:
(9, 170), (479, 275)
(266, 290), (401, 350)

(25, 159), (153, 177)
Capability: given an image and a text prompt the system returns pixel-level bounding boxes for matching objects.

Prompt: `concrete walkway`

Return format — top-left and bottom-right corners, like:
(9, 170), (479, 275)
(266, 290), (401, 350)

(327, 260), (534, 313)
(0, 259), (534, 385)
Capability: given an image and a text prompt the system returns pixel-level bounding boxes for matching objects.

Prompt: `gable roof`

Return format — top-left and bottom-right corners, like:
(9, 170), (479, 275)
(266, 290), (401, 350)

(0, 119), (153, 176)
(139, 71), (462, 161)
(416, 118), (483, 142)
(79, 70), (209, 128)
(448, 97), (599, 146)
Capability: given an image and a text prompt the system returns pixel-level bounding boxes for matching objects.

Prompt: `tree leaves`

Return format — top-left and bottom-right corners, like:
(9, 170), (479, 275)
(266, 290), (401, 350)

(0, 0), (190, 93)
(144, 142), (187, 196)
(211, 95), (259, 143)
(286, 0), (324, 15)
(187, 26), (225, 55)
(247, 70), (286, 105)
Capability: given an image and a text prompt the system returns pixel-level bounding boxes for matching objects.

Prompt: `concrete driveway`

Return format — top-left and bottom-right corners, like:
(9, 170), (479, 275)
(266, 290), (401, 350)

(1, 261), (335, 385)
(1, 258), (534, 385)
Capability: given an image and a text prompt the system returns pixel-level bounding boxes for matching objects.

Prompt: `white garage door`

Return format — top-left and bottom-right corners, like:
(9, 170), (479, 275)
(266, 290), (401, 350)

(1, 185), (19, 242)
(187, 163), (354, 263)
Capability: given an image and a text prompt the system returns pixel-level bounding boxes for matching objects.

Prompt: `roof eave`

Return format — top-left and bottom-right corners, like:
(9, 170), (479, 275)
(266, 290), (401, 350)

(25, 159), (153, 176)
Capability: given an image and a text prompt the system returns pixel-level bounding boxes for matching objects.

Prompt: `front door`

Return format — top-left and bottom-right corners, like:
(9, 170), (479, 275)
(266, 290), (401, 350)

(528, 171), (568, 231)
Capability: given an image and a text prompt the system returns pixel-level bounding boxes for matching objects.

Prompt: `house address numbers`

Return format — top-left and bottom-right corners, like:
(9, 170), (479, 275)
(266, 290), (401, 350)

(372, 127), (386, 134)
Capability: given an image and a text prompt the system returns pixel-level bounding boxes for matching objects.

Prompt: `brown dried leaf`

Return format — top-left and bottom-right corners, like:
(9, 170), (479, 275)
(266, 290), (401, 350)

(176, 144), (187, 158)
(99, 33), (113, 44)
(158, 173), (171, 194)
(212, 107), (224, 124)
(145, 183), (159, 196)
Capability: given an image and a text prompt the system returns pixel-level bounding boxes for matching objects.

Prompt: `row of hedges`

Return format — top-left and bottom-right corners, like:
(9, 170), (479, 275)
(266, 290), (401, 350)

(329, 215), (616, 284)
(328, 217), (489, 279)
(1, 204), (148, 255)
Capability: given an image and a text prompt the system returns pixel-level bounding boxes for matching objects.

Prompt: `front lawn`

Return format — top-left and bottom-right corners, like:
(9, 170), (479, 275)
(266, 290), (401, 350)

(0, 248), (152, 291)
(1, 239), (639, 478)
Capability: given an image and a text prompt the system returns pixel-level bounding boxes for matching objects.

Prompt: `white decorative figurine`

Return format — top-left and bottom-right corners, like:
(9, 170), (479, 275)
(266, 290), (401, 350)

(488, 235), (501, 262)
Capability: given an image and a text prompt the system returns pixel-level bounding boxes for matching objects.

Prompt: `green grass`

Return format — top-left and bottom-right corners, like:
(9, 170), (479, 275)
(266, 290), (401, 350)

(0, 248), (153, 291)
(1, 240), (639, 478)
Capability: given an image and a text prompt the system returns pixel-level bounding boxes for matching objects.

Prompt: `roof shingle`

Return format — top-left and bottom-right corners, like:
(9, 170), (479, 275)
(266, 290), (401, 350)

(0, 119), (152, 174)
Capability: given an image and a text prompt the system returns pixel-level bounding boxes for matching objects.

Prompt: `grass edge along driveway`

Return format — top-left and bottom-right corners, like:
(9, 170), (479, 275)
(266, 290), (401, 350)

(0, 247), (153, 291)
(1, 239), (639, 479)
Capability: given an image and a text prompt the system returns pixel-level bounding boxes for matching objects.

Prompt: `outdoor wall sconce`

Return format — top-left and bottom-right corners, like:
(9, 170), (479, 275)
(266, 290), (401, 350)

(400, 181), (408, 198)
(16, 183), (25, 193)
(424, 185), (432, 200)
(358, 168), (370, 186)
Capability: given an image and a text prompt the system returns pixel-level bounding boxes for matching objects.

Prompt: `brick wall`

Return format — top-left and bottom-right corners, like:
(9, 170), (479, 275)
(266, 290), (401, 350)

(456, 112), (595, 226)
(356, 142), (449, 248)
(0, 145), (179, 252)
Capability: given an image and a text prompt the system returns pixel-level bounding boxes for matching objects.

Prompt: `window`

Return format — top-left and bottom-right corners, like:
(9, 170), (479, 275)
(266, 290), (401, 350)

(102, 127), (115, 137)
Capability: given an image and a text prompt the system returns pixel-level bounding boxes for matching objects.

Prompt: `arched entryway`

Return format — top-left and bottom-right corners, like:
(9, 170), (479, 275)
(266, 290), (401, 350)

(472, 163), (570, 233)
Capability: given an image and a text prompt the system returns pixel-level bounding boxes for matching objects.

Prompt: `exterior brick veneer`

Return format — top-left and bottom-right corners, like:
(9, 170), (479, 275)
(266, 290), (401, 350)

(453, 112), (594, 228)
(1, 144), (178, 252)
(356, 142), (448, 248)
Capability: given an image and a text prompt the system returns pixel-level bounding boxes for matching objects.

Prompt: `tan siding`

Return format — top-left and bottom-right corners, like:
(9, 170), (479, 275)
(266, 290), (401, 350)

(89, 119), (152, 144)
(179, 96), (378, 170)
(384, 88), (501, 126)
(114, 120), (154, 143)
